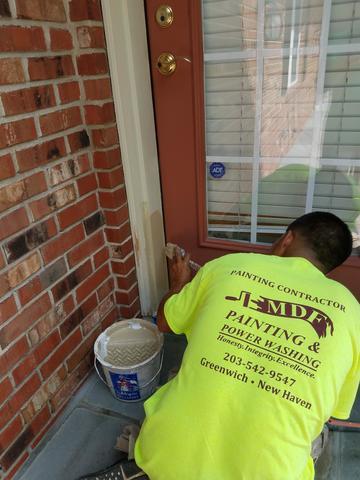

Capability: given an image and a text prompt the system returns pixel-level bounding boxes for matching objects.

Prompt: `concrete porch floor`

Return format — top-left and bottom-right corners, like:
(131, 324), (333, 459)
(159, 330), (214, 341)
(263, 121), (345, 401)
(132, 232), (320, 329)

(14, 333), (359, 480)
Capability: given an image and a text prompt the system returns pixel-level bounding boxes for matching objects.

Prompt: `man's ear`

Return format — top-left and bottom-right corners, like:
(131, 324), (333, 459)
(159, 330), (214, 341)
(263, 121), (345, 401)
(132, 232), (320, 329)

(271, 230), (295, 256)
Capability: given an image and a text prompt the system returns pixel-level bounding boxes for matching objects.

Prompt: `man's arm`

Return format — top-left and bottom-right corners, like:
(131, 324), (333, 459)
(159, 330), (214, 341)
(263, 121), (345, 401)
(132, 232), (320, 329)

(157, 249), (192, 332)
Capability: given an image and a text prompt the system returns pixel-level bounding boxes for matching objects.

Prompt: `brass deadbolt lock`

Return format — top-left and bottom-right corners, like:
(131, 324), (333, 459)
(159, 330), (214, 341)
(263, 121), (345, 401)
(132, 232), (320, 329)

(157, 53), (177, 76)
(155, 5), (174, 28)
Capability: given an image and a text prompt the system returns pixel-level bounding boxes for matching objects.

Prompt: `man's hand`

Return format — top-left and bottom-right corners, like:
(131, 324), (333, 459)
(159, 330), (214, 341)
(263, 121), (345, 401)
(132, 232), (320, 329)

(169, 248), (192, 292)
(157, 247), (192, 332)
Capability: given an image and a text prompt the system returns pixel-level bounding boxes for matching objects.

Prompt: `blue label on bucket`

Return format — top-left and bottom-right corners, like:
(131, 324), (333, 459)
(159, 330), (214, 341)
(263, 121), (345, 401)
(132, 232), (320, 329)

(109, 371), (140, 401)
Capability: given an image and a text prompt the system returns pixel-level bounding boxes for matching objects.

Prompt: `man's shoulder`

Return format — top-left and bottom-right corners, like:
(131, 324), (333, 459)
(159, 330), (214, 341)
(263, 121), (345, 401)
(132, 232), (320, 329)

(205, 252), (268, 267)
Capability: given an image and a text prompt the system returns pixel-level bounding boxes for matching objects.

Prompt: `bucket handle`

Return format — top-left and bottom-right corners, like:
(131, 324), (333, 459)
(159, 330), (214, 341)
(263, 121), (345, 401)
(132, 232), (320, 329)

(94, 350), (164, 389)
(94, 357), (108, 385)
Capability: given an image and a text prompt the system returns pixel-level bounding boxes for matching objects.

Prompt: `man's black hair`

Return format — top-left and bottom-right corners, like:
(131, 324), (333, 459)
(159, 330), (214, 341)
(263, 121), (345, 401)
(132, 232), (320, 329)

(286, 211), (353, 273)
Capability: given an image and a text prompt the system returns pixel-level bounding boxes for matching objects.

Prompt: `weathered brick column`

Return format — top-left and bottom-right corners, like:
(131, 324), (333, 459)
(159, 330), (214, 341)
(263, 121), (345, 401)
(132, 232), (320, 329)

(0, 1), (141, 477)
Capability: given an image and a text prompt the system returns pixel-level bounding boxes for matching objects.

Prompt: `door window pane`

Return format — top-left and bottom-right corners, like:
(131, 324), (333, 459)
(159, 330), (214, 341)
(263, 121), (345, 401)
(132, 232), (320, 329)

(203, 0), (360, 247)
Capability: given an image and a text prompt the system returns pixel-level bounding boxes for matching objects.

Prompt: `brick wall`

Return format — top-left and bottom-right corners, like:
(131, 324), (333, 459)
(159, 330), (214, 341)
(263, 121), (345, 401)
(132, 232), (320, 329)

(0, 0), (141, 477)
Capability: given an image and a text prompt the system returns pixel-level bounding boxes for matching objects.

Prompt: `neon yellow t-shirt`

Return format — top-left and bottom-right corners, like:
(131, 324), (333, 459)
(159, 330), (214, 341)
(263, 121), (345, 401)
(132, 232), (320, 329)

(135, 253), (360, 480)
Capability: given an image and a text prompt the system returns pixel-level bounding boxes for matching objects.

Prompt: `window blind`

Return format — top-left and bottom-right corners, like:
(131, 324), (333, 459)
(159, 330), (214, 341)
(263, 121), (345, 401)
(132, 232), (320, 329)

(203, 0), (360, 244)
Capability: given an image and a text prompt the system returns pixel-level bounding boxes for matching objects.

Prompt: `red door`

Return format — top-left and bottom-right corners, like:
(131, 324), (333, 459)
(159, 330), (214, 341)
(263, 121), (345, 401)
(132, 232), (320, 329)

(144, 0), (360, 299)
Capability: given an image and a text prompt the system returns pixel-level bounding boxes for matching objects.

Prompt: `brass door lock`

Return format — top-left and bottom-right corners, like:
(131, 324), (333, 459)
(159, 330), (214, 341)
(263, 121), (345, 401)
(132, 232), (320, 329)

(155, 5), (174, 28)
(156, 53), (176, 75)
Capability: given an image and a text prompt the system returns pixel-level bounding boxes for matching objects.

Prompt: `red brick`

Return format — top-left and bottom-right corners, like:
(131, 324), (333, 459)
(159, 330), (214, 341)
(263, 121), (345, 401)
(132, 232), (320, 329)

(99, 188), (126, 210)
(77, 173), (97, 196)
(52, 259), (92, 303)
(111, 255), (135, 276)
(12, 354), (37, 386)
(17, 276), (42, 306)
(28, 309), (60, 347)
(0, 296), (17, 326)
(0, 208), (29, 242)
(84, 103), (115, 125)
(77, 53), (108, 76)
(67, 130), (90, 153)
(41, 224), (85, 264)
(116, 284), (139, 305)
(93, 148), (121, 169)
(0, 118), (36, 149)
(24, 171), (48, 198)
(92, 126), (118, 148)
(76, 263), (110, 303)
(0, 293), (51, 349)
(0, 337), (29, 376)
(106, 223), (131, 245)
(81, 296), (113, 336)
(97, 167), (124, 189)
(103, 204), (129, 227)
(34, 330), (61, 364)
(57, 81), (80, 104)
(119, 298), (141, 319)
(117, 269), (137, 291)
(84, 78), (112, 100)
(30, 184), (77, 220)
(0, 406), (50, 470)
(57, 193), (98, 230)
(17, 137), (67, 172)
(68, 230), (104, 267)
(97, 277), (114, 302)
(69, 0), (102, 21)
(3, 452), (29, 479)
(7, 252), (41, 289)
(9, 373), (41, 412)
(1, 85), (56, 116)
(28, 197), (51, 221)
(0, 173), (46, 214)
(40, 106), (82, 136)
(0, 377), (13, 406)
(50, 28), (73, 51)
(49, 155), (90, 187)
(109, 237), (133, 259)
(0, 272), (10, 297)
(0, 416), (23, 453)
(77, 26), (105, 49)
(55, 296), (75, 323)
(30, 409), (58, 449)
(44, 217), (58, 239)
(28, 56), (74, 81)
(101, 307), (117, 329)
(30, 404), (51, 442)
(50, 359), (91, 412)
(0, 58), (24, 85)
(0, 26), (45, 52)
(94, 246), (109, 269)
(40, 328), (82, 379)
(16, 0), (66, 21)
(66, 327), (100, 372)
(0, 154), (15, 181)
(0, 403), (12, 431)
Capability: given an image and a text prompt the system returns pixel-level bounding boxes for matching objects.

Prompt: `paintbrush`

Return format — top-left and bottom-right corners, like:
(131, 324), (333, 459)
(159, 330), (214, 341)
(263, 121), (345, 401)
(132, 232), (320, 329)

(164, 242), (201, 272)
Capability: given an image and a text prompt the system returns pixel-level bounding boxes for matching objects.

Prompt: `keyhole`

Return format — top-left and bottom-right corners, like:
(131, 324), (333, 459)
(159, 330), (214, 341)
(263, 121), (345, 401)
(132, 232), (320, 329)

(160, 15), (165, 22)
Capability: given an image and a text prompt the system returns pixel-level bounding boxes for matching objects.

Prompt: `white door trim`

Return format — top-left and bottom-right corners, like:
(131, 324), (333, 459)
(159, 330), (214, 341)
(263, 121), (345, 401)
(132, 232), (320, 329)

(101, 0), (168, 316)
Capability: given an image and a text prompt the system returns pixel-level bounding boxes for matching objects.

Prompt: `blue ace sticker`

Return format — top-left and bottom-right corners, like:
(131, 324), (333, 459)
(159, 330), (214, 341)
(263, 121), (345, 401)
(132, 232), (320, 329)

(210, 162), (226, 179)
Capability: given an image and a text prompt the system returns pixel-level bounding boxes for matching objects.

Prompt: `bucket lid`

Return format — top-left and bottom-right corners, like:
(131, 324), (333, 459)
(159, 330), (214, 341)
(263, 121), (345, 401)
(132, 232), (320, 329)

(94, 319), (163, 368)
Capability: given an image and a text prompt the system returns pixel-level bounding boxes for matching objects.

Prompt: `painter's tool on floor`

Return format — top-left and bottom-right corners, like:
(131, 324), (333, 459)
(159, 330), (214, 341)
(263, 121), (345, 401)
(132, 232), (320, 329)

(165, 242), (201, 272)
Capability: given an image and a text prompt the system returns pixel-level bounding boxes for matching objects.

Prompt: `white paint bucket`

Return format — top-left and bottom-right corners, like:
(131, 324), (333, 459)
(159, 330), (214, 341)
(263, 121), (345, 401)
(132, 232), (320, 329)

(94, 319), (164, 402)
